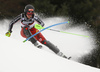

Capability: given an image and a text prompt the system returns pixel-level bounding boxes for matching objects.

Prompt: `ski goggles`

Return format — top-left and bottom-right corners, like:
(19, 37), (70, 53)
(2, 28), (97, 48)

(27, 9), (34, 15)
(27, 11), (34, 15)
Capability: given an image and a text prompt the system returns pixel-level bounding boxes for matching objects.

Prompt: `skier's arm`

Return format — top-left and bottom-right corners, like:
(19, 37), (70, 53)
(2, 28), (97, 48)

(8, 14), (21, 33)
(34, 15), (45, 27)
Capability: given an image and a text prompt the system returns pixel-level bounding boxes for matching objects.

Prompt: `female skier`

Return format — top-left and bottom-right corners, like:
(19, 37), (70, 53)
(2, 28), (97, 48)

(5, 4), (67, 58)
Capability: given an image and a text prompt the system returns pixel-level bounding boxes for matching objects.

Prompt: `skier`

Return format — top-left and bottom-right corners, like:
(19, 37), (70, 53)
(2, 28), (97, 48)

(5, 4), (67, 58)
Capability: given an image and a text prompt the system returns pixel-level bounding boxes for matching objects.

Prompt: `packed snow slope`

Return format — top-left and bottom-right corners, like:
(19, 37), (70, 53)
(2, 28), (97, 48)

(0, 17), (96, 62)
(0, 35), (100, 72)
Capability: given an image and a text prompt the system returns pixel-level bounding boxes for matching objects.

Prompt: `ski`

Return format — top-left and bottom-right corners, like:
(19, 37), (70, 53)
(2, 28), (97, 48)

(67, 56), (71, 59)
(37, 45), (43, 49)
(63, 55), (71, 60)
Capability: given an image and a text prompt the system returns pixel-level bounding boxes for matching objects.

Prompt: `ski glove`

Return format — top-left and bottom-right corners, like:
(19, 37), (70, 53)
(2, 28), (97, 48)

(34, 24), (44, 30)
(5, 31), (11, 37)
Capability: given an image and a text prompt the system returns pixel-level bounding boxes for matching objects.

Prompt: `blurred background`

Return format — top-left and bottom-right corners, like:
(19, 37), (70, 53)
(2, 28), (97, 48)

(0, 0), (100, 69)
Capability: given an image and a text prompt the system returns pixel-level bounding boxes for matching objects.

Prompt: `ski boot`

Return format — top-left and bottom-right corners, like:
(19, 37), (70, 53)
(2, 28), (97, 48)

(34, 42), (42, 49)
(57, 52), (71, 59)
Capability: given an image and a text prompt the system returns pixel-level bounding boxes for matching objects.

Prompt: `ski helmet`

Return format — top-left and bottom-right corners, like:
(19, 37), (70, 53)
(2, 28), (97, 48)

(24, 4), (35, 15)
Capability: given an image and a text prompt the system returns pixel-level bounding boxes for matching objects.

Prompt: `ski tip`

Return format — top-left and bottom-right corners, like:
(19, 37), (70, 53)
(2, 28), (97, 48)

(63, 55), (71, 60)
(68, 57), (71, 60)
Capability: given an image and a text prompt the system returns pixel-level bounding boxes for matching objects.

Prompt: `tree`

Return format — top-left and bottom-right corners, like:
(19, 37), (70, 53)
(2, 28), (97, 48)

(32, 0), (57, 16)
(66, 0), (100, 24)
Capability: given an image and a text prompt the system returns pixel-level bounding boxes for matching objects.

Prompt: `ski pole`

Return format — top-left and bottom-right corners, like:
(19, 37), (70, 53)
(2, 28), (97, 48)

(23, 21), (69, 43)
(48, 29), (89, 37)
(34, 24), (89, 38)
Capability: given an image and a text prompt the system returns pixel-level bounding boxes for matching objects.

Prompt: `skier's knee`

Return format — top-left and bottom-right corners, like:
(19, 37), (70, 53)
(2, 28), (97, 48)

(41, 40), (47, 45)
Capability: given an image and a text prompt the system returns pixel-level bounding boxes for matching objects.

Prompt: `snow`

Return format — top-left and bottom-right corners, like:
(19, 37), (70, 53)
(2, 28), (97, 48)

(0, 17), (99, 72)
(0, 35), (100, 72)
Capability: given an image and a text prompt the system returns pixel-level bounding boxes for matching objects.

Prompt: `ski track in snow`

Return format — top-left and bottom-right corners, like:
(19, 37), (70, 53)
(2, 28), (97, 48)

(0, 17), (96, 62)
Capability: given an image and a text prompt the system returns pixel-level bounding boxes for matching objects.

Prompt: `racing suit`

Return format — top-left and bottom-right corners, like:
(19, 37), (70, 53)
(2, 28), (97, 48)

(8, 13), (60, 54)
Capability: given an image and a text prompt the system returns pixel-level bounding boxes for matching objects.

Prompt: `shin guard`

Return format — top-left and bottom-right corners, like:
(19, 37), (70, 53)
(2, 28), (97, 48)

(42, 40), (60, 54)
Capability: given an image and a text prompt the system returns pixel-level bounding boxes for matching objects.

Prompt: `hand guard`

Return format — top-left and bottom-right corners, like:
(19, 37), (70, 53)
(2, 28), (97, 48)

(34, 24), (44, 30)
(5, 31), (11, 37)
